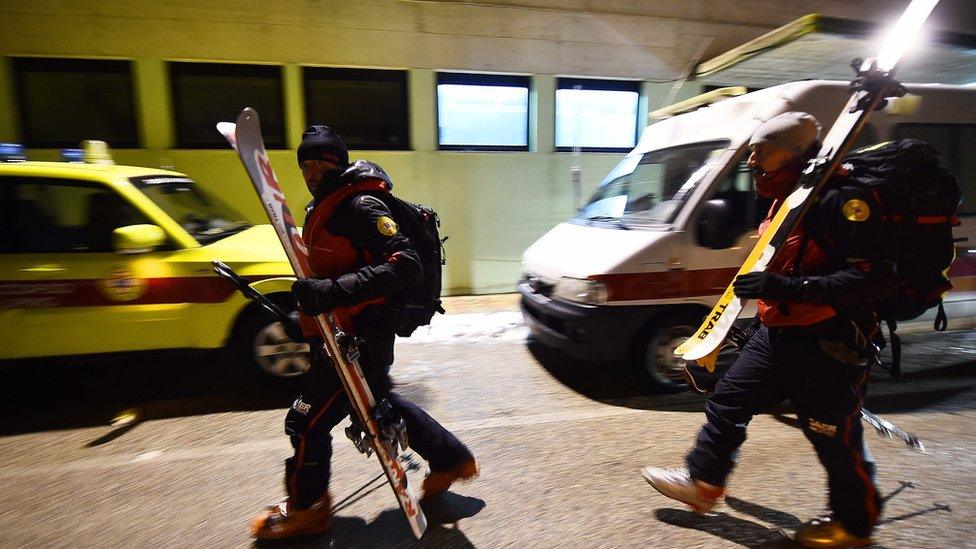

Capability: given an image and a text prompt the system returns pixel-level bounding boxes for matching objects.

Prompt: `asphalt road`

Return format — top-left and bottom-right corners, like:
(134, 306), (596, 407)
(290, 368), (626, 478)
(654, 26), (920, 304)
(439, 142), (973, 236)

(1, 311), (974, 548)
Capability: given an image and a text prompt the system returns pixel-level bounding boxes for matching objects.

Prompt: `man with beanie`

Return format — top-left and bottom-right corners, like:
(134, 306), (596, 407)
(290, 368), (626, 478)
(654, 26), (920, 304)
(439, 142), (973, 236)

(641, 112), (897, 548)
(251, 125), (478, 540)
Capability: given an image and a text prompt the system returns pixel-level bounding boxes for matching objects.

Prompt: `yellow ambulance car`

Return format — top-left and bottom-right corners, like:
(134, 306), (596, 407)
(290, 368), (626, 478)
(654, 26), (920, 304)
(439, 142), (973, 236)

(0, 144), (309, 379)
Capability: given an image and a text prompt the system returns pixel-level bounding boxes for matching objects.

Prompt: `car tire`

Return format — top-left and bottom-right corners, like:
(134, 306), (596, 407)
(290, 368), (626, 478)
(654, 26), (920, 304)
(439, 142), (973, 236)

(633, 312), (703, 389)
(231, 295), (311, 382)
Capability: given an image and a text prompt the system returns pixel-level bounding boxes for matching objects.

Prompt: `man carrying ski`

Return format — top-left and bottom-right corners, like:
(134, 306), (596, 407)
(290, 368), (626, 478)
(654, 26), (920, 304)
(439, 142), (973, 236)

(250, 125), (478, 540)
(641, 112), (898, 548)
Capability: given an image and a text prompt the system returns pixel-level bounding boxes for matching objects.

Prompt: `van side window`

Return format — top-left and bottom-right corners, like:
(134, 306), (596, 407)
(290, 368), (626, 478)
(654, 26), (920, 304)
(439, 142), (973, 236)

(713, 161), (773, 229)
(894, 123), (975, 215)
(698, 161), (771, 249)
(2, 177), (150, 253)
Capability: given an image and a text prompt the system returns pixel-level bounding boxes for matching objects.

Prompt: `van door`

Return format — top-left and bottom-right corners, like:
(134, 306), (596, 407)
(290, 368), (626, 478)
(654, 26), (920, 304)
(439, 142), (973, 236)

(0, 175), (191, 360)
(687, 159), (771, 302)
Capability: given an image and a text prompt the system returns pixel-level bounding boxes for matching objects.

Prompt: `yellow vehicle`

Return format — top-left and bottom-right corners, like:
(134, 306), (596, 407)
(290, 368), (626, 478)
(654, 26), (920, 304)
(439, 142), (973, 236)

(0, 144), (309, 379)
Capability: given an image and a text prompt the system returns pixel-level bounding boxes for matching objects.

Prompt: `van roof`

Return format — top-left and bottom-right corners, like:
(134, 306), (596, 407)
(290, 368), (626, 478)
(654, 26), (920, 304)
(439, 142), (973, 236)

(634, 80), (976, 154)
(0, 161), (186, 182)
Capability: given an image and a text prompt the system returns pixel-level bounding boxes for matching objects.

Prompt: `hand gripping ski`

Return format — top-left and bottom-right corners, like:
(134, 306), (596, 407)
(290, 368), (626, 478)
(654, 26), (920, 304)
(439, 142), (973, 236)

(218, 109), (427, 538)
(675, 0), (941, 362)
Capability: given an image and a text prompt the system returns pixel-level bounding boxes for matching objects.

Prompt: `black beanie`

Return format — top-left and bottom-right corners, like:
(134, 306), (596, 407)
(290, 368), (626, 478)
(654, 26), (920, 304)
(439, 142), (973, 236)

(297, 125), (349, 166)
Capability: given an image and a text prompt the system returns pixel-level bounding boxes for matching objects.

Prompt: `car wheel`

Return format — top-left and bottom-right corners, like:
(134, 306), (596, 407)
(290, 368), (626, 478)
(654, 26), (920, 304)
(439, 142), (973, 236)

(634, 313), (702, 389)
(233, 299), (311, 380)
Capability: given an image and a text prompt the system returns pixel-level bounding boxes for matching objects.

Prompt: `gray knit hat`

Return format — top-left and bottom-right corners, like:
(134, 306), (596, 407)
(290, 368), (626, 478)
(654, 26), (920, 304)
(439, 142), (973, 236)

(749, 111), (822, 155)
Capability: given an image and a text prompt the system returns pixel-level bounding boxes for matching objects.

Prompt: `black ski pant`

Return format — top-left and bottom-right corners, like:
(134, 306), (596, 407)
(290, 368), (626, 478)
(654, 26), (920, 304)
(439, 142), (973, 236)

(283, 333), (473, 510)
(685, 323), (882, 538)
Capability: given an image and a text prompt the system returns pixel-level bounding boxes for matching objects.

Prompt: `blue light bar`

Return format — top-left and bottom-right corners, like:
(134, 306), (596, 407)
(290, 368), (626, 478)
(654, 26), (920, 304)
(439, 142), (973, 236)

(61, 148), (85, 163)
(0, 143), (26, 162)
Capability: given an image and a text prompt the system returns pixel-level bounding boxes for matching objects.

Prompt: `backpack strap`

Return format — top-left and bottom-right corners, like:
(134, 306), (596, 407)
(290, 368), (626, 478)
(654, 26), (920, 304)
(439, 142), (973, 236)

(885, 317), (904, 380)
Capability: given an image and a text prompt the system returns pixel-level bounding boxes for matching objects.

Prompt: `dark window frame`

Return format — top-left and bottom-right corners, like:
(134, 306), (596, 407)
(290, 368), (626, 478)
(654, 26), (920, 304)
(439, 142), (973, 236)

(555, 77), (641, 153)
(169, 62), (287, 149)
(12, 57), (140, 149)
(436, 72), (531, 152)
(0, 175), (173, 254)
(303, 67), (410, 150)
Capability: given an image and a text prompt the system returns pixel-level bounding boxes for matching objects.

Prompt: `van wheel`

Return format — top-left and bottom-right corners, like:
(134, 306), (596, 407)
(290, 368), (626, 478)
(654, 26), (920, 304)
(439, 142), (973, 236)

(634, 313), (702, 389)
(232, 299), (311, 381)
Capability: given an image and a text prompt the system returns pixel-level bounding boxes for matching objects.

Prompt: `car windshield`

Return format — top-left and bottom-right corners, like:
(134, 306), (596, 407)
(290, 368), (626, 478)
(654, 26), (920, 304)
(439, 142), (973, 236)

(576, 140), (729, 228)
(130, 176), (251, 244)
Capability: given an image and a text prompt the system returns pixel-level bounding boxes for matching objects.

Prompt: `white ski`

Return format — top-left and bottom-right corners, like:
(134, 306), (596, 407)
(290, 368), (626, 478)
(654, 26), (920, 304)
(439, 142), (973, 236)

(218, 109), (427, 538)
(676, 0), (941, 361)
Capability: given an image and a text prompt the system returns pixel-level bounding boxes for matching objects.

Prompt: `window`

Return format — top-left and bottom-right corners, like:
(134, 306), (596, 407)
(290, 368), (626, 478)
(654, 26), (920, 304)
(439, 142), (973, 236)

(13, 58), (139, 148)
(130, 175), (250, 244)
(895, 123), (976, 215)
(556, 78), (639, 152)
(170, 62), (285, 149)
(0, 177), (152, 253)
(304, 68), (409, 150)
(437, 73), (529, 151)
(575, 141), (729, 228)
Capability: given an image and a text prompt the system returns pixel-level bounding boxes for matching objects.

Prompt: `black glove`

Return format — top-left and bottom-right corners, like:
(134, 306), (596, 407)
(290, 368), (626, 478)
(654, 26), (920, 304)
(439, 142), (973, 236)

(292, 278), (338, 316)
(282, 311), (305, 342)
(733, 272), (804, 301)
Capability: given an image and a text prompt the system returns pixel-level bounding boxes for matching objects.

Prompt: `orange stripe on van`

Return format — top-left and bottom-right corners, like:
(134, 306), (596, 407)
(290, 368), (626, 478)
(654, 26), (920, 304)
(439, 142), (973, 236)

(949, 249), (976, 278)
(591, 267), (739, 302)
(593, 247), (976, 303)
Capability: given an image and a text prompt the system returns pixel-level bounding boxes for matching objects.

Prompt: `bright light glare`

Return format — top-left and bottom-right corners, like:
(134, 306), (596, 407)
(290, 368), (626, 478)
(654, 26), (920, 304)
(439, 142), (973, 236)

(876, 0), (940, 71)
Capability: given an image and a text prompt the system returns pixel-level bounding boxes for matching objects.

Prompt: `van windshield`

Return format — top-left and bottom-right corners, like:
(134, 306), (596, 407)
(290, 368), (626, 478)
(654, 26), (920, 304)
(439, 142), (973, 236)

(130, 175), (252, 244)
(576, 140), (729, 228)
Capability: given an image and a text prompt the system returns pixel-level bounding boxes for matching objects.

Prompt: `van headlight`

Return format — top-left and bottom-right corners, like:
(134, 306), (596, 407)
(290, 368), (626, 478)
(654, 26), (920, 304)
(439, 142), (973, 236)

(552, 277), (607, 305)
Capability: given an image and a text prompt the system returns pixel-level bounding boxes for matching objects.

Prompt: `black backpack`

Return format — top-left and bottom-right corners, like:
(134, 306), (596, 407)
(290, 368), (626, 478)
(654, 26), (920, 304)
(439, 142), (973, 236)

(835, 139), (962, 323)
(832, 140), (962, 377)
(373, 194), (447, 337)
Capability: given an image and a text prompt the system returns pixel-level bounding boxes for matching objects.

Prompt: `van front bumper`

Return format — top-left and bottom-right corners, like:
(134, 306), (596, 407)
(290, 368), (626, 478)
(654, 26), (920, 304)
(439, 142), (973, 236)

(519, 281), (652, 364)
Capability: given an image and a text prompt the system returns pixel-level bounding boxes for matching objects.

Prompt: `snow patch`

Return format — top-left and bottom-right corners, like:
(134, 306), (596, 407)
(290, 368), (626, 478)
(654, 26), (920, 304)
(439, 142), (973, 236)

(396, 311), (527, 344)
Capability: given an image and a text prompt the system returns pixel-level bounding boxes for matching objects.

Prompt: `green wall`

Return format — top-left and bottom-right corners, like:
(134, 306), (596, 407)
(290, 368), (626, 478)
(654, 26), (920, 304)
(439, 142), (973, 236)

(0, 5), (703, 295)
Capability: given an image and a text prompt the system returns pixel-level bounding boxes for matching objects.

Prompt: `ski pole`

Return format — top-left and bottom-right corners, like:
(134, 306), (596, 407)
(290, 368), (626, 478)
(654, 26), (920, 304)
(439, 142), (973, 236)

(862, 407), (925, 453)
(212, 260), (292, 322)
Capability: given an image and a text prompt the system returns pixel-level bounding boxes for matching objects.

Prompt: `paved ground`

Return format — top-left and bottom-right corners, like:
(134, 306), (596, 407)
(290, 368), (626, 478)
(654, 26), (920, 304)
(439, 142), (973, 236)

(1, 297), (974, 548)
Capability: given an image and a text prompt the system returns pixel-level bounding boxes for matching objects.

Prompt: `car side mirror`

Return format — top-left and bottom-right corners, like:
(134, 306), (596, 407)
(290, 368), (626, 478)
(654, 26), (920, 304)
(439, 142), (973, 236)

(696, 199), (737, 250)
(113, 224), (167, 254)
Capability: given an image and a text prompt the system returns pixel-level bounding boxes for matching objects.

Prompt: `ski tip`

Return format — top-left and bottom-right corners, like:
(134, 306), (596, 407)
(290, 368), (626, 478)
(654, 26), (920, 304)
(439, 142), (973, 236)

(216, 122), (237, 149)
(678, 343), (719, 362)
(413, 515), (428, 539)
(673, 338), (692, 357)
(238, 106), (259, 125)
(110, 407), (140, 428)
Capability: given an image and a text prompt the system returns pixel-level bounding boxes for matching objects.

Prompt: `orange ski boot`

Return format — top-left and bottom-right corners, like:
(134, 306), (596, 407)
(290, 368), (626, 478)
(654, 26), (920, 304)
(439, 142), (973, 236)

(250, 493), (332, 540)
(795, 515), (873, 548)
(421, 457), (480, 500)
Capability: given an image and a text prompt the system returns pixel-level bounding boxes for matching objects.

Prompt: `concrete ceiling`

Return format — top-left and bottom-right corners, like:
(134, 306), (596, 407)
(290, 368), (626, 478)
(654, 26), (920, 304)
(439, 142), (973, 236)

(695, 16), (976, 88)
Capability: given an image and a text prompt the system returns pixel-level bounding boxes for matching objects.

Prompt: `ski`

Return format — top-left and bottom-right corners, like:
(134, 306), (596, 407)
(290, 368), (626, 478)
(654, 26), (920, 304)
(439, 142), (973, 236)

(676, 0), (941, 361)
(218, 109), (427, 539)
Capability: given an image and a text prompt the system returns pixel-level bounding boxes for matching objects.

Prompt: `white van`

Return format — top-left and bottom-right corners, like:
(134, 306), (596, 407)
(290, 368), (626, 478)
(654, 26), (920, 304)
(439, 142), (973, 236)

(520, 80), (976, 387)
